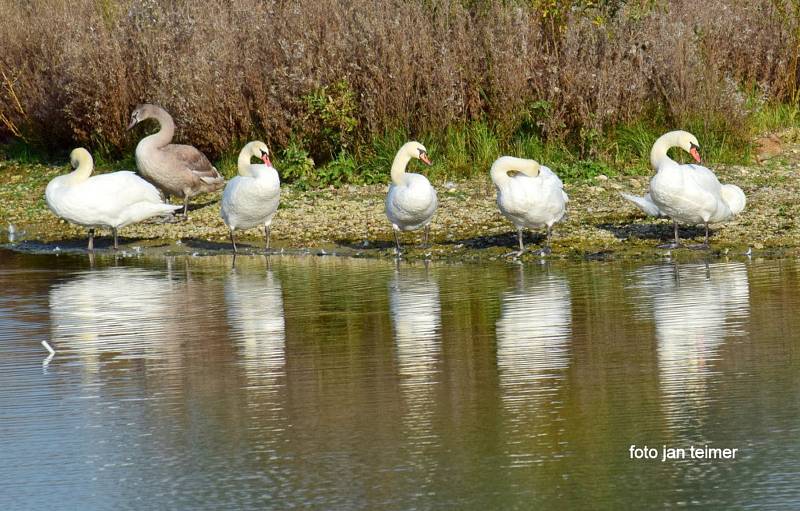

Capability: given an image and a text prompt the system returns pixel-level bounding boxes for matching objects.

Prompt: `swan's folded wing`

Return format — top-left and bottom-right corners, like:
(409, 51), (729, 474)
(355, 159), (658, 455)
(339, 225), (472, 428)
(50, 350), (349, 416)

(684, 164), (722, 193)
(88, 171), (165, 206)
(165, 144), (223, 181)
(539, 165), (564, 188)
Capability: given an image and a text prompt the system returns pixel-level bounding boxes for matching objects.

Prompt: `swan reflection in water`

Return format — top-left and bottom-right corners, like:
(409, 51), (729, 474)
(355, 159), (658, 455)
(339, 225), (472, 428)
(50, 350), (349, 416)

(495, 265), (572, 466)
(389, 265), (441, 452)
(632, 262), (750, 432)
(224, 261), (286, 396)
(48, 266), (183, 374)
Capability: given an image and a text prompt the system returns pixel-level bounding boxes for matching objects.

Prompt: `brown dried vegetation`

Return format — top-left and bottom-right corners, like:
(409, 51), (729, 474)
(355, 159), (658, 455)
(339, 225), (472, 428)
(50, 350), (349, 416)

(0, 0), (797, 160)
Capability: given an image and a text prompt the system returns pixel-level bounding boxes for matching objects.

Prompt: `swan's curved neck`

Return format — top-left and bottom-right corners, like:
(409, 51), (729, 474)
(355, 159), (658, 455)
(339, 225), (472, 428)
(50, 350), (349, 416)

(650, 132), (680, 170)
(143, 108), (175, 149)
(491, 156), (539, 186)
(68, 156), (93, 184)
(237, 146), (255, 177)
(390, 150), (412, 185)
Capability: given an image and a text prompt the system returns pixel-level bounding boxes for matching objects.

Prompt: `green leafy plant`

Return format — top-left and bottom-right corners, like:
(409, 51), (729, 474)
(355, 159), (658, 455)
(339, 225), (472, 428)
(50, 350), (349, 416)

(277, 139), (316, 190)
(300, 80), (359, 164)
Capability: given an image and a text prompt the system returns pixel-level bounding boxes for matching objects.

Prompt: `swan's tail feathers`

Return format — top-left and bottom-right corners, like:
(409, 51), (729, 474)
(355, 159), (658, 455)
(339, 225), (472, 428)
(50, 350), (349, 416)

(620, 192), (662, 217)
(120, 202), (181, 227)
(161, 203), (183, 214)
(721, 184), (746, 215)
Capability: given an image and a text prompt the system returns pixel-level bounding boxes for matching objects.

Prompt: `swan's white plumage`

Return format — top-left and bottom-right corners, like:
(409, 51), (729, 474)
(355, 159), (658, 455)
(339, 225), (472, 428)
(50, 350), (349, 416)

(492, 157), (568, 231)
(623, 131), (745, 225)
(45, 148), (180, 230)
(385, 141), (437, 232)
(221, 141), (280, 232)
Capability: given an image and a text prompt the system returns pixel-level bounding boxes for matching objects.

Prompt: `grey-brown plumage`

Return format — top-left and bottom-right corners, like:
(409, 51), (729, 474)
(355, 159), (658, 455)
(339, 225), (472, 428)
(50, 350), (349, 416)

(128, 104), (224, 216)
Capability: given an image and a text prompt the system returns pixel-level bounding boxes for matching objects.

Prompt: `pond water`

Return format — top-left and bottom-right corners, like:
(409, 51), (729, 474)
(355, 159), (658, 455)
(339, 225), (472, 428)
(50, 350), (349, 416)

(1, 249), (799, 510)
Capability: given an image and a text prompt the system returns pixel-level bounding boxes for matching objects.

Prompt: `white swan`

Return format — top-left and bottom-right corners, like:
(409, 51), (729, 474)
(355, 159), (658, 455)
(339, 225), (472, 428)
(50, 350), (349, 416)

(491, 156), (569, 255)
(45, 148), (181, 250)
(385, 141), (437, 252)
(621, 130), (746, 248)
(220, 141), (280, 252)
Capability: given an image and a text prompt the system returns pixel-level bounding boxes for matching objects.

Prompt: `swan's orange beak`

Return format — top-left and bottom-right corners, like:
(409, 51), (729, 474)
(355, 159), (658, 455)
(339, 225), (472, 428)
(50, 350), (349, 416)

(261, 154), (271, 166)
(689, 146), (702, 163)
(419, 152), (432, 165)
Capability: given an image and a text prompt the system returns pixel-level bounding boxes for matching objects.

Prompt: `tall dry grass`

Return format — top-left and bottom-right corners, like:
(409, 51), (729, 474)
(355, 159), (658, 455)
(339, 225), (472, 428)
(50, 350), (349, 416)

(0, 0), (797, 160)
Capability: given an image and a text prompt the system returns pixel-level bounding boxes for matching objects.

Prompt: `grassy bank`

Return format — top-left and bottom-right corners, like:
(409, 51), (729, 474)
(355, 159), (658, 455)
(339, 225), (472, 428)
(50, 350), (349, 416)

(3, 126), (800, 261)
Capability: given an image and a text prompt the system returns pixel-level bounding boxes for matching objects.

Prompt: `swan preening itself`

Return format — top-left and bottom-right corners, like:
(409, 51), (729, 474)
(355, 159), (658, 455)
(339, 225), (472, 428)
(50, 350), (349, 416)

(128, 104), (225, 217)
(621, 130), (746, 248)
(491, 156), (569, 255)
(385, 141), (437, 252)
(220, 141), (280, 252)
(45, 148), (181, 250)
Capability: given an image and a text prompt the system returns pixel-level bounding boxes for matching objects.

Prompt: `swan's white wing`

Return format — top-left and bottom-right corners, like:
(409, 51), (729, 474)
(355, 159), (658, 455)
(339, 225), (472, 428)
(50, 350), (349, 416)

(538, 165), (564, 189)
(683, 164), (722, 194)
(85, 171), (165, 205)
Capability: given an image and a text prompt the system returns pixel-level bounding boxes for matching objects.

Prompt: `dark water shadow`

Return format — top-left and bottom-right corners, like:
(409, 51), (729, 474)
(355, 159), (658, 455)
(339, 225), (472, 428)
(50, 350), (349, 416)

(334, 238), (394, 251)
(5, 235), (171, 253)
(181, 238), (238, 252)
(598, 221), (708, 242)
(439, 230), (547, 250)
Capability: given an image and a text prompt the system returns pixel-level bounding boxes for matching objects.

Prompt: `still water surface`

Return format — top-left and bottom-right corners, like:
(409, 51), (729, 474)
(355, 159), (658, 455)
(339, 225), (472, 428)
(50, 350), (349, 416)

(1, 249), (799, 509)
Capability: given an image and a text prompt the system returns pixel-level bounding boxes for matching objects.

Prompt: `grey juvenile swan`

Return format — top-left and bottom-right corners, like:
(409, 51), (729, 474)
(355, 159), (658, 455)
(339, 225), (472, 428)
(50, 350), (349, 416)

(128, 104), (224, 217)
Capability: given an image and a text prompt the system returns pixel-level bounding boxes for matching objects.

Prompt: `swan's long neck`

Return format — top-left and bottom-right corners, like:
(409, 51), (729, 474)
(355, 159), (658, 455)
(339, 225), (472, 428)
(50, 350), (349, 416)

(650, 132), (680, 170)
(390, 149), (412, 186)
(68, 155), (94, 184)
(490, 156), (540, 186)
(143, 108), (175, 149)
(237, 145), (255, 177)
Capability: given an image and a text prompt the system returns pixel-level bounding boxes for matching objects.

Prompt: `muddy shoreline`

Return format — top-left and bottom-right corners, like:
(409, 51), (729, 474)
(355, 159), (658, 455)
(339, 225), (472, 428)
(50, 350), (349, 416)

(2, 134), (799, 262)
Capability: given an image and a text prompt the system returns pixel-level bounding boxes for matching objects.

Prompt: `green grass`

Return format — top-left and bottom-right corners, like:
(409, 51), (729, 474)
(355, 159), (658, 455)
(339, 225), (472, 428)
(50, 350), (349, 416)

(4, 101), (799, 188)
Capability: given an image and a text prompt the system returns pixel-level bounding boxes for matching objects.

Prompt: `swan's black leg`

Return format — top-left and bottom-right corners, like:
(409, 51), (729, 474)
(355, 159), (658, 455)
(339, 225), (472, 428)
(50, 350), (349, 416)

(657, 220), (683, 249)
(505, 227), (525, 257)
(264, 225), (271, 251)
(87, 229), (95, 251)
(393, 229), (402, 255)
(112, 228), (119, 250)
(230, 230), (238, 253)
(689, 222), (711, 250)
